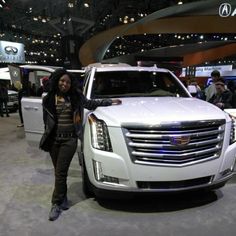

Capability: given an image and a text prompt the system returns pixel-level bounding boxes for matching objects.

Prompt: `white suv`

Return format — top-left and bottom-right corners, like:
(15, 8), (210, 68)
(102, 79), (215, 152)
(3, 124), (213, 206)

(80, 64), (236, 198)
(22, 64), (236, 198)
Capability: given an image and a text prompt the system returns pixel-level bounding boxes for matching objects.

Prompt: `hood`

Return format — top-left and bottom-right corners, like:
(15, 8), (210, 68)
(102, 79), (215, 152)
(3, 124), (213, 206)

(8, 90), (18, 95)
(93, 97), (229, 127)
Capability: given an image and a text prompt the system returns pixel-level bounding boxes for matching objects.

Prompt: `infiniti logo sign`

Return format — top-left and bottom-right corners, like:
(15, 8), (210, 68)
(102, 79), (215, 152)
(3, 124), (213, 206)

(4, 46), (18, 55)
(219, 3), (236, 17)
(0, 40), (25, 63)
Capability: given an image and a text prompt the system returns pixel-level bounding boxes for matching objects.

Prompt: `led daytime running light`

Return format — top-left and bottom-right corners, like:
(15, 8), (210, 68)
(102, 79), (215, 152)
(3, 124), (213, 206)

(88, 114), (113, 152)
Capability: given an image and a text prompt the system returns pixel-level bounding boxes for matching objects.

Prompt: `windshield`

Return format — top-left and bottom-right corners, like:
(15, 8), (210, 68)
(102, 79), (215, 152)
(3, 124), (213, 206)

(91, 70), (189, 99)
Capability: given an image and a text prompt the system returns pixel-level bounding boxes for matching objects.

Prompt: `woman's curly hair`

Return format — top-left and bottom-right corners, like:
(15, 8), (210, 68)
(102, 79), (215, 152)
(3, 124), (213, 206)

(48, 68), (78, 96)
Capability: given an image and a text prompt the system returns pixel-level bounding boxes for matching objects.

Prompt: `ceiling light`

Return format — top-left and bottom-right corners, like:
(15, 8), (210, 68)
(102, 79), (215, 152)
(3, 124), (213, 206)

(178, 1), (183, 4)
(84, 3), (89, 7)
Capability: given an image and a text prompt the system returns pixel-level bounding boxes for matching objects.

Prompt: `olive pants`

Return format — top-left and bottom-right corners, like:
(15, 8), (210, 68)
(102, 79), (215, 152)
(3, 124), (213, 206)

(49, 137), (77, 205)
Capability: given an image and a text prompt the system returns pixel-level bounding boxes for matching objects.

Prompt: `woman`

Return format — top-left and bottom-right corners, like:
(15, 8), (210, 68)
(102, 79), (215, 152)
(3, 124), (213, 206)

(0, 83), (9, 117)
(40, 68), (121, 221)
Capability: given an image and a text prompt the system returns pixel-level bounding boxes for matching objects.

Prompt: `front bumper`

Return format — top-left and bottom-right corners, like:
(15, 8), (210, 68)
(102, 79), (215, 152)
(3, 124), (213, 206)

(83, 125), (236, 194)
(91, 173), (233, 198)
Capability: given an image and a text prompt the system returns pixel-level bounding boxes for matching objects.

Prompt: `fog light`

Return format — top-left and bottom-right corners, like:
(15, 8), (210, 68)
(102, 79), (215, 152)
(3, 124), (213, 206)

(103, 175), (119, 184)
(93, 160), (119, 184)
(220, 168), (232, 177)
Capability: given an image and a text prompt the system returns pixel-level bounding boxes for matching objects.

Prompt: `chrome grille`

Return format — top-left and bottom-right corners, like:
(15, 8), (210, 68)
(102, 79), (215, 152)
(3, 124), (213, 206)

(123, 120), (225, 167)
(8, 94), (18, 102)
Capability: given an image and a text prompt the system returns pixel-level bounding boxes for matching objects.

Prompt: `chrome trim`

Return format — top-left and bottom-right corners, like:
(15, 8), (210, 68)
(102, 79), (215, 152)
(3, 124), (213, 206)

(134, 155), (218, 167)
(126, 129), (223, 139)
(132, 146), (220, 159)
(128, 137), (223, 149)
(122, 119), (225, 129)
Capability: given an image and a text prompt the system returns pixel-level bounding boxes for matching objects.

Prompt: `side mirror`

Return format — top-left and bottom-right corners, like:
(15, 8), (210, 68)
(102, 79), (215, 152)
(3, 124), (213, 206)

(187, 85), (197, 96)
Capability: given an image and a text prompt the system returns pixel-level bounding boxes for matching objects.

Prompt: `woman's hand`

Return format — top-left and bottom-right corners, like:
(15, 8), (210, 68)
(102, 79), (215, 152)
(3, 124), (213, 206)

(111, 99), (122, 105)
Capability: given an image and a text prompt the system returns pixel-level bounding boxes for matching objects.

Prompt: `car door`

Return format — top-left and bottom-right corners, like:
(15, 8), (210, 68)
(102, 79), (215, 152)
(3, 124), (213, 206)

(21, 97), (44, 143)
(20, 67), (85, 144)
(19, 66), (55, 144)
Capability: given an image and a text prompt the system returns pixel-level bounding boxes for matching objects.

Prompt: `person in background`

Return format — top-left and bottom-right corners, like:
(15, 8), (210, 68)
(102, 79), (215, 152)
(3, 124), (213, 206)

(42, 76), (50, 93)
(204, 70), (220, 101)
(227, 80), (236, 108)
(208, 77), (232, 110)
(40, 68), (121, 221)
(10, 83), (18, 91)
(188, 77), (204, 99)
(36, 77), (49, 96)
(30, 83), (37, 96)
(0, 82), (10, 117)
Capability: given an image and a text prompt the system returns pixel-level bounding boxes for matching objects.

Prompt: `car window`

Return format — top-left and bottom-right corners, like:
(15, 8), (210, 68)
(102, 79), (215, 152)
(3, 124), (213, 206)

(91, 71), (189, 98)
(23, 70), (51, 97)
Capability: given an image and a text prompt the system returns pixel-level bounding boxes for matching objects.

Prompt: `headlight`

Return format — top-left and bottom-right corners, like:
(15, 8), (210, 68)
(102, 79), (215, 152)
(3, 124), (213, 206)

(88, 114), (113, 152)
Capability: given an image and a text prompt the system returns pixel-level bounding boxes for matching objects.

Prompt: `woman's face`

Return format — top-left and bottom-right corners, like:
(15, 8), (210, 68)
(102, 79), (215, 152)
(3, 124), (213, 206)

(58, 74), (71, 93)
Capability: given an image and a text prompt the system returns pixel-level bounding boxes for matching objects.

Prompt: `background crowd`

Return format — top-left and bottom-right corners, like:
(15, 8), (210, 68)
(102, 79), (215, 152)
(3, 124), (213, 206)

(186, 70), (236, 110)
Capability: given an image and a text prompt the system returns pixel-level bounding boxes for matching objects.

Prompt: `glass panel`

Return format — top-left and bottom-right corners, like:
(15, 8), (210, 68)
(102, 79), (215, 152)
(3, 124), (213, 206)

(91, 71), (188, 98)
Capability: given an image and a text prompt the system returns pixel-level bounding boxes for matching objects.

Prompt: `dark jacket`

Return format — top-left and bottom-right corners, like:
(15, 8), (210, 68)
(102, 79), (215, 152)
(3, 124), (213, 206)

(0, 86), (9, 102)
(39, 90), (112, 151)
(208, 90), (232, 109)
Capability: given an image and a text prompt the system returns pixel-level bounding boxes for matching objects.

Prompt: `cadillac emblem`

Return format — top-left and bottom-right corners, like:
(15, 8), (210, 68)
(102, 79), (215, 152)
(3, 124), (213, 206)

(170, 136), (190, 146)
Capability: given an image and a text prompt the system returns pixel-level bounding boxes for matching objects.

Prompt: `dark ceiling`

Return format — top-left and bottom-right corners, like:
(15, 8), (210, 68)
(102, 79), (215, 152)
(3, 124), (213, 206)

(1, 0), (198, 38)
(0, 0), (235, 68)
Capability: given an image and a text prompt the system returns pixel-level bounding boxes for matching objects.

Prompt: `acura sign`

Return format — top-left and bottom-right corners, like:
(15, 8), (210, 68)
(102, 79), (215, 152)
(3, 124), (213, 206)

(219, 3), (236, 17)
(0, 41), (25, 63)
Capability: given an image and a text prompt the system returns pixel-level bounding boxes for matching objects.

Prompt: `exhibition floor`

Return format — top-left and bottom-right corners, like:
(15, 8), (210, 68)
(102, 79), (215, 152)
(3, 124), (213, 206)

(0, 113), (236, 236)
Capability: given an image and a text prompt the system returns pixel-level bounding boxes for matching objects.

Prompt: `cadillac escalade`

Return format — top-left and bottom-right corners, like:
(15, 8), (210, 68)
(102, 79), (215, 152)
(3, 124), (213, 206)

(22, 64), (236, 198)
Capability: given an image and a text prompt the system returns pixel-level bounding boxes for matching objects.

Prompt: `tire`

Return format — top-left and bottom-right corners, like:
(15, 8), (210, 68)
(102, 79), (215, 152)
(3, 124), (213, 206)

(81, 158), (94, 198)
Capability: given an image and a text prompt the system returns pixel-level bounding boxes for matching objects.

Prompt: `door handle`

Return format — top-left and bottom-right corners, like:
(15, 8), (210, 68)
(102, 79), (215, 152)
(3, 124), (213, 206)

(24, 106), (39, 111)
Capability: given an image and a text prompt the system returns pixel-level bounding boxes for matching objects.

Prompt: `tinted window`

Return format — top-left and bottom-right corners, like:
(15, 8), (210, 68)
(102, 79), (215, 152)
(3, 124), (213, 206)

(91, 71), (189, 98)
